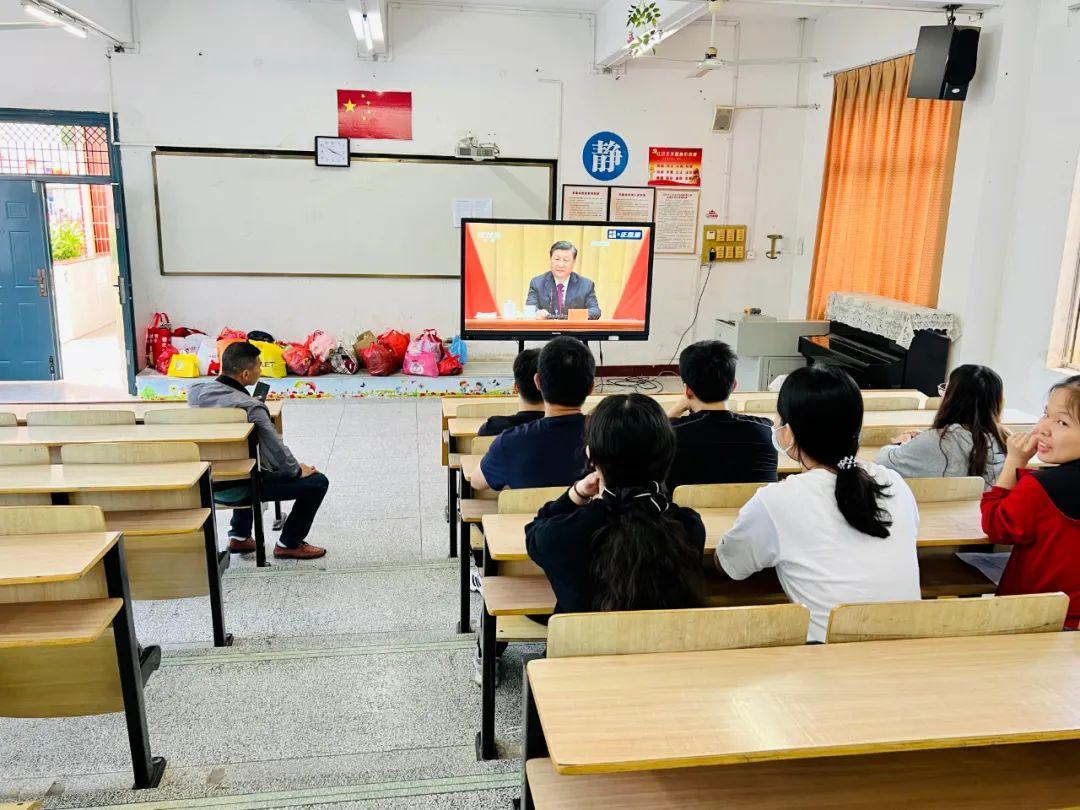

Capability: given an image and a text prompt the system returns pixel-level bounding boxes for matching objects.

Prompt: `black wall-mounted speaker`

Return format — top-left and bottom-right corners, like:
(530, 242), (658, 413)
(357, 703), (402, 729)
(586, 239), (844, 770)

(908, 24), (980, 101)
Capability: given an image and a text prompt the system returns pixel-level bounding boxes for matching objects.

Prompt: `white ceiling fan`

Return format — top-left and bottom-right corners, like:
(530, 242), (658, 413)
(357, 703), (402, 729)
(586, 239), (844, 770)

(687, 1), (818, 79)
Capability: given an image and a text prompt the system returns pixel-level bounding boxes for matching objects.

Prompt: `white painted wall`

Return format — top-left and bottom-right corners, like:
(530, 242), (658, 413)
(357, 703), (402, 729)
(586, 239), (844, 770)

(0, 0), (810, 366)
(52, 255), (117, 341)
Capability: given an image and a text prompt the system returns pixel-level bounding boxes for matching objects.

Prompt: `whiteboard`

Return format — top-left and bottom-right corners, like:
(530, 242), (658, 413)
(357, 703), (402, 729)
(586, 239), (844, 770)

(152, 150), (555, 278)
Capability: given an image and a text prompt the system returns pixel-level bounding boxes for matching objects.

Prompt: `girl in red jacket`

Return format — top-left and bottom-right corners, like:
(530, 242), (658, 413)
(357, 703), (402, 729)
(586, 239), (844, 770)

(981, 375), (1080, 628)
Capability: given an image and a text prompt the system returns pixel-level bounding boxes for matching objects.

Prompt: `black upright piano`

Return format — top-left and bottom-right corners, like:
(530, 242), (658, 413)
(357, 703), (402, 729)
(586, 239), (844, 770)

(798, 321), (949, 397)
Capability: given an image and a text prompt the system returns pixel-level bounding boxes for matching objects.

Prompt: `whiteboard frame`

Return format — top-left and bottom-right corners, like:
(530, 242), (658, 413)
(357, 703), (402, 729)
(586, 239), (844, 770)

(151, 146), (558, 279)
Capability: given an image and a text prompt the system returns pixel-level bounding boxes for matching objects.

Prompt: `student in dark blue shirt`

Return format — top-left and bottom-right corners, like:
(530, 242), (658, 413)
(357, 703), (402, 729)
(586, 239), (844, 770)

(472, 336), (595, 493)
(665, 340), (777, 492)
(476, 349), (544, 437)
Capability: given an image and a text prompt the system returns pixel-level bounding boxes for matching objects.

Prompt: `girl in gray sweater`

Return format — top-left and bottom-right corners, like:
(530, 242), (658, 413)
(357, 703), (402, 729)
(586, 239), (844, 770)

(876, 365), (1008, 488)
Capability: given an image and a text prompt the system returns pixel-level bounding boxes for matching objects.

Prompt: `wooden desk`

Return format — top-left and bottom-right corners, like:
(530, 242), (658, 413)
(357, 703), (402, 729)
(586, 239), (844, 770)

(0, 422), (252, 448)
(0, 531), (121, 586)
(0, 530), (166, 787)
(0, 461), (231, 647)
(525, 633), (1080, 776)
(482, 501), (989, 559)
(3, 399), (283, 430)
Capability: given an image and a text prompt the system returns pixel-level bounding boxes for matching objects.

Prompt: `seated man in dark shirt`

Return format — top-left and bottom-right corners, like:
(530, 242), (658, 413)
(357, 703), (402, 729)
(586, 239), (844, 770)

(477, 349), (544, 437)
(472, 336), (594, 492)
(666, 340), (777, 491)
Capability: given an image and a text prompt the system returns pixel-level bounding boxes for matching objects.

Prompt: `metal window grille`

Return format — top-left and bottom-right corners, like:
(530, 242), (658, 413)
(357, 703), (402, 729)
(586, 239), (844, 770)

(0, 122), (110, 178)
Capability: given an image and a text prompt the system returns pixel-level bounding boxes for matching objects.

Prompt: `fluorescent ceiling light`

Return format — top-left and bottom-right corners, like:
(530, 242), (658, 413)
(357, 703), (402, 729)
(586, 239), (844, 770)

(22, 1), (88, 38)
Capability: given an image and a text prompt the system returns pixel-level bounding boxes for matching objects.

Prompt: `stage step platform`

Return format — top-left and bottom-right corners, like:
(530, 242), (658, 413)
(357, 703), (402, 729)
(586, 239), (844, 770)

(135, 361), (516, 400)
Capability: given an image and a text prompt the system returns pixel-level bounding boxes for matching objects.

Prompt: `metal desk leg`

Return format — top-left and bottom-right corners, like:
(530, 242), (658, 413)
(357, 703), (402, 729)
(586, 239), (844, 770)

(199, 470), (233, 648)
(249, 435), (268, 568)
(457, 472), (472, 634)
(519, 670), (547, 810)
(448, 466), (459, 559)
(103, 539), (166, 790)
(476, 540), (497, 761)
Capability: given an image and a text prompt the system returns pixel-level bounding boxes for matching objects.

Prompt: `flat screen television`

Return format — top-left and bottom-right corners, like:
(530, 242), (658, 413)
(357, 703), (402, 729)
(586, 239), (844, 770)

(460, 218), (654, 341)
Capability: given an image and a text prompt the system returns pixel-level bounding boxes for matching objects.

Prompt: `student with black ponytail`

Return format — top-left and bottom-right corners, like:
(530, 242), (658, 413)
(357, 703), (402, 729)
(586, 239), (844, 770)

(526, 393), (706, 615)
(715, 366), (920, 642)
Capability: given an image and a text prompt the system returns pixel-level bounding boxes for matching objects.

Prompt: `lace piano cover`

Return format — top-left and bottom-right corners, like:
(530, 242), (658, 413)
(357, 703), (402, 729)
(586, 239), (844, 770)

(825, 292), (961, 350)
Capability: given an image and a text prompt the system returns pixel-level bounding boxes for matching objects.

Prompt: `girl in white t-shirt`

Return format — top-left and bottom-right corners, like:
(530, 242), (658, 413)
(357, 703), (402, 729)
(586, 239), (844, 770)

(715, 365), (921, 642)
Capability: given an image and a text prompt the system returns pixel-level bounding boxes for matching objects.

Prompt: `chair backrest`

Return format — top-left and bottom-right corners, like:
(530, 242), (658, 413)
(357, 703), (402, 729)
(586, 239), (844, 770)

(0, 505), (105, 535)
(0, 412), (15, 427)
(923, 396), (943, 410)
(26, 409), (135, 427)
(457, 402), (520, 419)
(861, 396), (923, 411)
(825, 593), (1070, 644)
(860, 425), (910, 447)
(0, 445), (50, 466)
(60, 441), (200, 465)
(498, 486), (567, 514)
(468, 435), (497, 456)
(740, 398), (779, 414)
(547, 604), (810, 658)
(61, 442), (203, 512)
(672, 482), (769, 509)
(906, 476), (984, 502)
(143, 407), (248, 425)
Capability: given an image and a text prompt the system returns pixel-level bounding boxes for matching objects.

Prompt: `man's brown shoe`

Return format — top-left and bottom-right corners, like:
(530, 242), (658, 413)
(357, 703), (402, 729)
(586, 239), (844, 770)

(274, 542), (327, 560)
(228, 537), (257, 554)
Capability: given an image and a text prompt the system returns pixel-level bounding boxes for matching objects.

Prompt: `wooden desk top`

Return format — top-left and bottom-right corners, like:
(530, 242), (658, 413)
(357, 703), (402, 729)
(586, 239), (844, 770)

(0, 462), (208, 494)
(528, 632), (1080, 775)
(461, 454), (481, 483)
(0, 422), (252, 448)
(104, 508), (209, 536)
(482, 501), (987, 559)
(0, 598), (122, 649)
(0, 531), (121, 586)
(2, 400), (281, 424)
(439, 389), (929, 420)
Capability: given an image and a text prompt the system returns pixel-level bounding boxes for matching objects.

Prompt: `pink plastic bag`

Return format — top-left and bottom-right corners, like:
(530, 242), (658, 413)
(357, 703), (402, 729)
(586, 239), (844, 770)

(282, 343), (314, 376)
(305, 330), (336, 363)
(403, 349), (440, 377)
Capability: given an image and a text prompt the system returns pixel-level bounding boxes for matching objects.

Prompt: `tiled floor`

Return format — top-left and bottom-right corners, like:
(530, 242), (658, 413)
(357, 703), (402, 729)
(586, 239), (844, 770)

(0, 398), (534, 809)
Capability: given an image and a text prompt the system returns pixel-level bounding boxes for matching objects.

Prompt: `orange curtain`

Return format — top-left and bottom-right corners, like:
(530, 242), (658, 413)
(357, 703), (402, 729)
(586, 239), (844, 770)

(807, 55), (962, 319)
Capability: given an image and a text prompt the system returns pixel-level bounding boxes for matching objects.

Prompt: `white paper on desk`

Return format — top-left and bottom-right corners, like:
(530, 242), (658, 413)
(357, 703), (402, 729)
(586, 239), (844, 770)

(453, 198), (494, 228)
(956, 551), (1012, 586)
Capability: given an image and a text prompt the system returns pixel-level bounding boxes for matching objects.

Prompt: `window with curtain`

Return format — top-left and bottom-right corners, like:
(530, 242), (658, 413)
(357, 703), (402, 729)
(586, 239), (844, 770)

(807, 54), (962, 319)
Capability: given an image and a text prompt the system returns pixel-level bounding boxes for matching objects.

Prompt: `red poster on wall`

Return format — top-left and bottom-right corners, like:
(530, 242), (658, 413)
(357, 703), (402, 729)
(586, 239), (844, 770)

(647, 147), (702, 187)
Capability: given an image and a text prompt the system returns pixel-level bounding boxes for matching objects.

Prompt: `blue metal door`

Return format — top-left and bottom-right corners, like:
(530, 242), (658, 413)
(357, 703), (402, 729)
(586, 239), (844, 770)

(0, 179), (57, 380)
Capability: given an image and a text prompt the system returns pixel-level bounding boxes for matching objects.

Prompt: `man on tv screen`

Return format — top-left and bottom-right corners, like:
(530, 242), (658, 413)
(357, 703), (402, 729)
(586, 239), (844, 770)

(525, 241), (601, 320)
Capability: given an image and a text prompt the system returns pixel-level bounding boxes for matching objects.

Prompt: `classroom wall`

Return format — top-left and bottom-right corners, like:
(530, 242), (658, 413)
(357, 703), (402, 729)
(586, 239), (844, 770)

(0, 0), (809, 366)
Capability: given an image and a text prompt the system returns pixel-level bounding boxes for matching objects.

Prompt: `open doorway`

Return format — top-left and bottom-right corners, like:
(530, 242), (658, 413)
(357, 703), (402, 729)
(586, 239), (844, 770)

(45, 182), (127, 390)
(0, 109), (136, 393)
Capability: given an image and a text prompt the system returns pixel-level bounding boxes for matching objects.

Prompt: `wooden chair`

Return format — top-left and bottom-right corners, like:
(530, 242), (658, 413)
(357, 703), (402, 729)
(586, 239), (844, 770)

(740, 398), (779, 414)
(0, 503), (123, 718)
(672, 482), (769, 509)
(26, 409), (135, 426)
(861, 396), (923, 411)
(494, 486), (565, 578)
(906, 476), (984, 502)
(0, 412), (15, 427)
(825, 593), (1070, 643)
(142, 407), (247, 424)
(860, 425), (913, 447)
(59, 442), (210, 601)
(0, 445), (52, 506)
(924, 396), (944, 410)
(546, 604), (811, 659)
(462, 434), (497, 456)
(457, 402), (521, 419)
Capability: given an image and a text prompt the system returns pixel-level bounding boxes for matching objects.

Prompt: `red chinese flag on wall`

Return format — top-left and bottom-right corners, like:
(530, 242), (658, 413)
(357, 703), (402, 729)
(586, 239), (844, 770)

(337, 89), (412, 140)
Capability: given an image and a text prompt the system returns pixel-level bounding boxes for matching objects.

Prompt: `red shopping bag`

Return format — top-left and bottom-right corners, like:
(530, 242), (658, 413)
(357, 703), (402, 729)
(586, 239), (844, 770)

(144, 312), (172, 369)
(377, 330), (410, 365)
(437, 353), (463, 376)
(154, 343), (178, 375)
(361, 342), (397, 376)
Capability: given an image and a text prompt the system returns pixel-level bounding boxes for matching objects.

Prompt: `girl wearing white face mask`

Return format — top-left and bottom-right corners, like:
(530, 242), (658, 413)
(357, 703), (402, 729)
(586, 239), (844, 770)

(716, 366), (921, 643)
